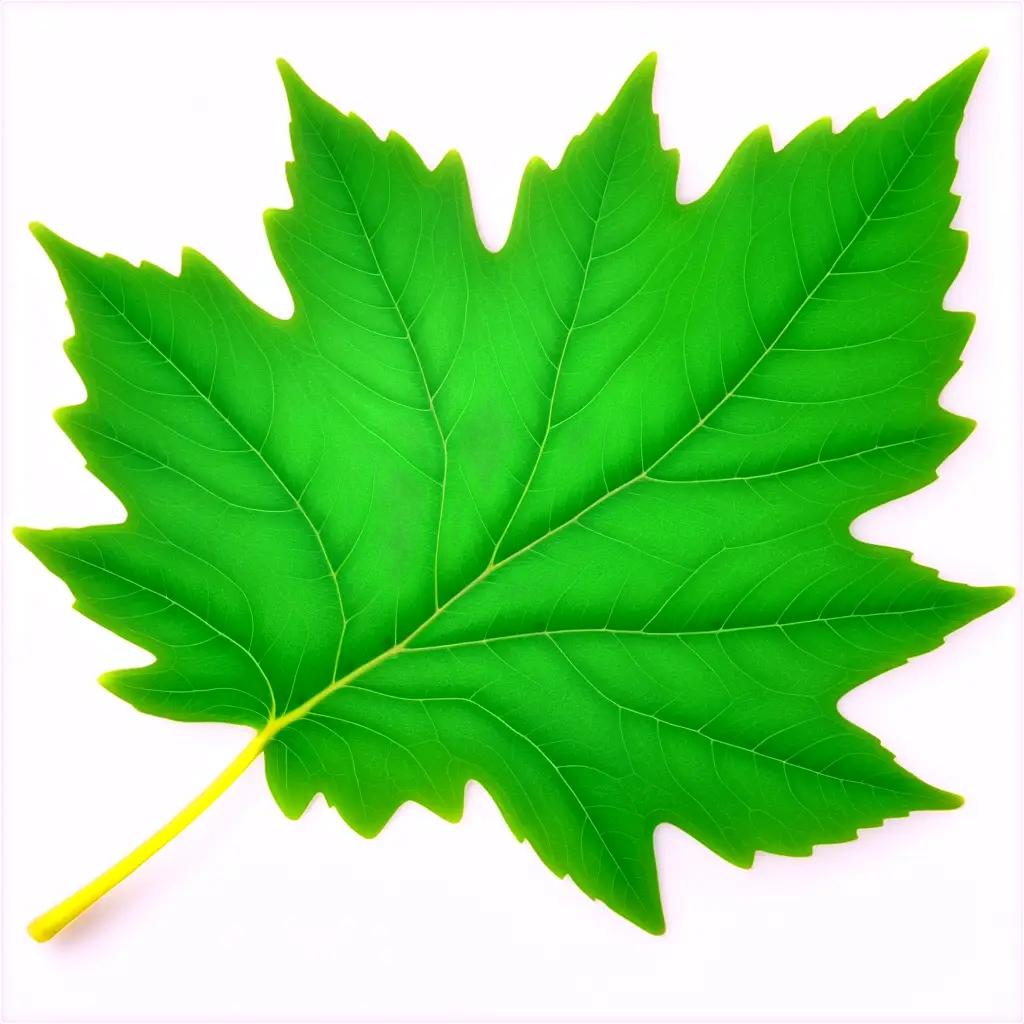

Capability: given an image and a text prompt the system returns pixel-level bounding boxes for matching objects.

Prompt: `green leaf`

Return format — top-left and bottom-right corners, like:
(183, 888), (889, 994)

(21, 51), (1010, 939)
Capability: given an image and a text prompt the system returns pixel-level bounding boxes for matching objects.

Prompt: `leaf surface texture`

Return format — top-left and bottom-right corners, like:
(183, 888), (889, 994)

(22, 53), (1008, 932)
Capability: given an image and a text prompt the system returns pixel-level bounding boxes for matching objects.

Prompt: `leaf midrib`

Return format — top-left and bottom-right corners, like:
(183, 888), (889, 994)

(402, 604), (959, 650)
(489, 86), (639, 563)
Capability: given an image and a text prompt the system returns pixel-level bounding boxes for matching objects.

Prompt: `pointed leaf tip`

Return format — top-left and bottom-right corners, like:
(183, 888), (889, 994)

(965, 47), (989, 70)
(602, 52), (658, 122)
(623, 51), (658, 94)
(276, 58), (317, 111)
(29, 221), (57, 248)
(951, 47), (988, 87)
(276, 57), (298, 83)
(922, 49), (988, 110)
(636, 51), (658, 74)
(28, 222), (81, 267)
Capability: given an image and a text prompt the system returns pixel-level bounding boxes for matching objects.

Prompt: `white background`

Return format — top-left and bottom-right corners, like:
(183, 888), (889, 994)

(1, 2), (1021, 1021)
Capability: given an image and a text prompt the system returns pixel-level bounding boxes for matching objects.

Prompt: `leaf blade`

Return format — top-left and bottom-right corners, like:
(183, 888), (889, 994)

(22, 50), (1009, 935)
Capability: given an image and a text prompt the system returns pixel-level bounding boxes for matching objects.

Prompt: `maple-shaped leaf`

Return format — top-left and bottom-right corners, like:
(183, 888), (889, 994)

(20, 51), (1010, 941)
